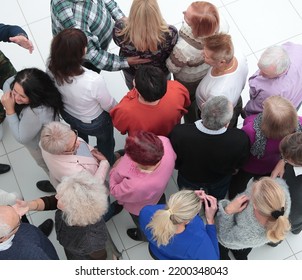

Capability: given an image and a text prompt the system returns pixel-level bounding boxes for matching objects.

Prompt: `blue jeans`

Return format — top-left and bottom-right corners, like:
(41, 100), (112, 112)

(61, 110), (115, 165)
(177, 173), (231, 200)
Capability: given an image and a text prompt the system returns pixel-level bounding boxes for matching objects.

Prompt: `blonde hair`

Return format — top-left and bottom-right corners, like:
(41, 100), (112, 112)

(190, 1), (220, 38)
(146, 190), (201, 246)
(56, 171), (108, 227)
(261, 96), (298, 139)
(203, 33), (234, 63)
(118, 0), (169, 52)
(253, 177), (291, 243)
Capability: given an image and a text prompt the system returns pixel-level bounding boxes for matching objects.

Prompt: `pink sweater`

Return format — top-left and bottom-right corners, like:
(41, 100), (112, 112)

(109, 136), (176, 215)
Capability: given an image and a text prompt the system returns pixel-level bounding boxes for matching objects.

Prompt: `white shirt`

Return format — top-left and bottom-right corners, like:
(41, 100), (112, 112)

(195, 49), (248, 109)
(54, 67), (117, 123)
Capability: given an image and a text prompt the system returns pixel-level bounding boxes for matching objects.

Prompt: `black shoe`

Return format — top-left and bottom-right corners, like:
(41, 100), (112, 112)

(38, 219), (54, 237)
(36, 180), (56, 192)
(291, 229), (302, 235)
(0, 163), (10, 174)
(267, 241), (282, 247)
(127, 228), (142, 241)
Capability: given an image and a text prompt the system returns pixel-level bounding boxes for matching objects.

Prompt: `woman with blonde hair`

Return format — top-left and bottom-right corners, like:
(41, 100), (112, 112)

(113, 0), (178, 89)
(216, 177), (291, 259)
(139, 190), (219, 260)
(229, 95), (302, 199)
(166, 1), (229, 123)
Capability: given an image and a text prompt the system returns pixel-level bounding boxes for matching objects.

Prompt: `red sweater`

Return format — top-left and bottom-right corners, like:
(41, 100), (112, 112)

(110, 80), (190, 136)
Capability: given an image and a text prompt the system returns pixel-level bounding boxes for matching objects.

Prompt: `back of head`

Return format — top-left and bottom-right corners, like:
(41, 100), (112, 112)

(0, 206), (19, 240)
(146, 190), (201, 246)
(258, 45), (290, 77)
(56, 171), (108, 226)
(49, 28), (88, 85)
(202, 33), (234, 62)
(261, 96), (297, 139)
(201, 95), (233, 130)
(125, 130), (164, 165)
(12, 68), (63, 116)
(253, 177), (291, 243)
(134, 65), (167, 102)
(280, 132), (302, 166)
(190, 1), (220, 37)
(120, 0), (168, 52)
(40, 121), (72, 155)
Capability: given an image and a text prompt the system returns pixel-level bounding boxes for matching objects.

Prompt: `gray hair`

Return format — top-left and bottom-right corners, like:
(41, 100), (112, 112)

(0, 206), (16, 238)
(40, 121), (73, 155)
(258, 45), (290, 76)
(56, 170), (108, 227)
(201, 96), (233, 130)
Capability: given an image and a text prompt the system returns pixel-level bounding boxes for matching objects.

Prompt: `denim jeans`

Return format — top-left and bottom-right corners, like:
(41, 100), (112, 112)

(177, 173), (231, 200)
(61, 110), (115, 166)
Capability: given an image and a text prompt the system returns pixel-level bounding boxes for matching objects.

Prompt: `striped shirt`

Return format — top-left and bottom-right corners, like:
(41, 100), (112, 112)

(51, 0), (128, 71)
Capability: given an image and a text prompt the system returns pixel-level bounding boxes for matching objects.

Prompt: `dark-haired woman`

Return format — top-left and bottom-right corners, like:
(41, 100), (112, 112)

(48, 28), (117, 166)
(1, 68), (63, 192)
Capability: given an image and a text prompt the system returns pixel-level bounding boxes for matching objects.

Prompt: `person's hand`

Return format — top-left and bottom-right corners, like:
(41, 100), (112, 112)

(9, 35), (34, 53)
(1, 91), (16, 115)
(195, 190), (206, 201)
(225, 195), (249, 215)
(91, 148), (107, 162)
(126, 56), (151, 66)
(271, 159), (286, 178)
(13, 199), (29, 216)
(203, 194), (217, 224)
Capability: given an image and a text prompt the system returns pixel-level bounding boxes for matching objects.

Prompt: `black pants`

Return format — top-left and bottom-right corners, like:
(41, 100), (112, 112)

(219, 243), (252, 260)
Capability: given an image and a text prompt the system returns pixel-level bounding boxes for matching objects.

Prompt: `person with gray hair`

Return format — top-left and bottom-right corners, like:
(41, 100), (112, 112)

(243, 42), (302, 117)
(169, 96), (250, 200)
(16, 171), (121, 260)
(39, 121), (123, 221)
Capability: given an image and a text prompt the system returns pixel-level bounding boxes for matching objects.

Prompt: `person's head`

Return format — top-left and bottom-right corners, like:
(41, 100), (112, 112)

(252, 177), (291, 243)
(261, 96), (298, 139)
(258, 45), (290, 79)
(55, 171), (108, 226)
(125, 130), (164, 166)
(201, 95), (233, 130)
(146, 190), (201, 246)
(11, 68), (64, 117)
(202, 33), (234, 67)
(134, 65), (167, 102)
(118, 0), (169, 52)
(49, 28), (88, 85)
(183, 1), (220, 38)
(0, 205), (21, 243)
(280, 132), (302, 166)
(40, 121), (80, 155)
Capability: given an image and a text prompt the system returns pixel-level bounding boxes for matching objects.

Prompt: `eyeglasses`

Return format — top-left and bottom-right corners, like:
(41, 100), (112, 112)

(0, 211), (21, 239)
(64, 129), (78, 155)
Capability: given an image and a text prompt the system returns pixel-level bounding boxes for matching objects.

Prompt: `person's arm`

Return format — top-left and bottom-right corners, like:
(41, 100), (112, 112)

(271, 159), (286, 178)
(15, 195), (57, 212)
(93, 75), (118, 112)
(109, 98), (130, 135)
(0, 23), (33, 53)
(5, 107), (43, 144)
(91, 149), (111, 184)
(103, 0), (125, 21)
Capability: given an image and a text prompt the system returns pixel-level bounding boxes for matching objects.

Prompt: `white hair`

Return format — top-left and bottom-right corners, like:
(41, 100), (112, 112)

(258, 45), (290, 76)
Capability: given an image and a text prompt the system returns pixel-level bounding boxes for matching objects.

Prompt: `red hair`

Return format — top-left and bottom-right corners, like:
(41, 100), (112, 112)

(125, 131), (164, 165)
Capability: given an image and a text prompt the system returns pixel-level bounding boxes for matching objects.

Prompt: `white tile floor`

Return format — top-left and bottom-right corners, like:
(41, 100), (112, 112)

(1, 0), (302, 260)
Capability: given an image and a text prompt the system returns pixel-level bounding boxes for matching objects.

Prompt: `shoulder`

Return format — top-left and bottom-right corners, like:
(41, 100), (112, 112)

(167, 80), (188, 92)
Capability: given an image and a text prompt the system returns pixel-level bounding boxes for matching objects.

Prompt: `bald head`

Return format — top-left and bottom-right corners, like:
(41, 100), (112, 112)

(0, 205), (20, 240)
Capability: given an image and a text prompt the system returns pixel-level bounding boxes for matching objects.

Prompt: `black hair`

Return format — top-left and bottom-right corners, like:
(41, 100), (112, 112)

(11, 68), (64, 118)
(134, 65), (167, 102)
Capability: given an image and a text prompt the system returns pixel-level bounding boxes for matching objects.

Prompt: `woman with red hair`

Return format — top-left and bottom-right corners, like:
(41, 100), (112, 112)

(109, 130), (176, 241)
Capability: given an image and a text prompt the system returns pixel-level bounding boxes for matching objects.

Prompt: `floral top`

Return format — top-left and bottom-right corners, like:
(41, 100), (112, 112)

(113, 19), (178, 75)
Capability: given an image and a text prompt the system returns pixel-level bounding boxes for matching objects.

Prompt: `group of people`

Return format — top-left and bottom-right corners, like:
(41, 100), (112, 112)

(1, 0), (302, 260)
